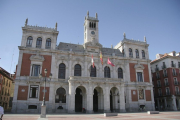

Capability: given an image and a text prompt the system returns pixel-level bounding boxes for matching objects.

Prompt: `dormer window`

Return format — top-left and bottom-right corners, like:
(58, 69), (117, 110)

(26, 36), (33, 47)
(46, 38), (51, 49)
(142, 50), (145, 59)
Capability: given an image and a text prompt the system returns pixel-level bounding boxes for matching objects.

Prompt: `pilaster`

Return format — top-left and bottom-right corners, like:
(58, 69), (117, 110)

(68, 81), (75, 113)
(104, 84), (110, 112)
(172, 95), (177, 111)
(120, 85), (126, 112)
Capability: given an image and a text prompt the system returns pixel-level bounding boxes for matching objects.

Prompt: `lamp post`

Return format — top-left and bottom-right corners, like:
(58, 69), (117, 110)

(39, 68), (52, 118)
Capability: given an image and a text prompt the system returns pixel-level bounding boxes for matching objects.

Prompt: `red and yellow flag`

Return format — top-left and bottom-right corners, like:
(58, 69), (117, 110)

(100, 51), (103, 65)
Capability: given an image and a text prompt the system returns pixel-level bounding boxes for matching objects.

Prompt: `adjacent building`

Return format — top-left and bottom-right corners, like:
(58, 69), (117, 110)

(0, 67), (14, 111)
(151, 51), (180, 111)
(12, 12), (154, 113)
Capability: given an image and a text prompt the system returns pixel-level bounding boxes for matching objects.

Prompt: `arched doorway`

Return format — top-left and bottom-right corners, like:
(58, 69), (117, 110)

(110, 87), (119, 112)
(93, 87), (104, 113)
(55, 87), (66, 110)
(75, 86), (87, 112)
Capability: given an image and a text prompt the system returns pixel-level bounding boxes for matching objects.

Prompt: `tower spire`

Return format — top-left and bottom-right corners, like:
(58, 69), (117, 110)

(55, 22), (58, 30)
(123, 32), (126, 39)
(144, 36), (146, 42)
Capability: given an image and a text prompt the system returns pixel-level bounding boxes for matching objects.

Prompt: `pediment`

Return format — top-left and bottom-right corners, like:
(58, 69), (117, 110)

(30, 54), (44, 62)
(134, 63), (144, 70)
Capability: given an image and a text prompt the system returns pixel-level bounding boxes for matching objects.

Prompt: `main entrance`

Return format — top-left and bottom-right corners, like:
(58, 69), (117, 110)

(93, 87), (104, 112)
(75, 86), (87, 112)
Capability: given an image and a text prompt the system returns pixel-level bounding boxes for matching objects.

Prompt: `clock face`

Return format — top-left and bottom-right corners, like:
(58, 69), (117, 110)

(91, 31), (95, 35)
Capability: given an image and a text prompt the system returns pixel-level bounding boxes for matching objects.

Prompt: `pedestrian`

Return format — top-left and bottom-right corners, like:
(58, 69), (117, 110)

(0, 106), (4, 120)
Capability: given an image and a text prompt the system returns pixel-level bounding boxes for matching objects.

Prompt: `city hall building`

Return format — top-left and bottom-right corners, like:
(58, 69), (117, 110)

(12, 12), (155, 113)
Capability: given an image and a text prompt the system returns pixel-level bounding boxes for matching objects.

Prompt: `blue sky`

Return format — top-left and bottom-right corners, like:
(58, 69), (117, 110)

(0, 0), (180, 74)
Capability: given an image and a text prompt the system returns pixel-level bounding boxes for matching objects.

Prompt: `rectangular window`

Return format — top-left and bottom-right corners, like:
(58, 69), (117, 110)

(31, 65), (40, 76)
(157, 80), (161, 87)
(163, 70), (167, 77)
(29, 85), (39, 98)
(178, 62), (180, 68)
(137, 72), (143, 82)
(166, 87), (170, 95)
(158, 89), (162, 96)
(175, 87), (179, 95)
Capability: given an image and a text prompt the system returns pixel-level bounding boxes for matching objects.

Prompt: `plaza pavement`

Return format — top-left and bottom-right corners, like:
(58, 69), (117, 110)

(2, 111), (180, 120)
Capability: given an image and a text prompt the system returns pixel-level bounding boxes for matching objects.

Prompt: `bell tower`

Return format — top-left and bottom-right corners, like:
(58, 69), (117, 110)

(84, 11), (99, 44)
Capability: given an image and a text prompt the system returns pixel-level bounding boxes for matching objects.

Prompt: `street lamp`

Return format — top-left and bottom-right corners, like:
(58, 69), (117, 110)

(39, 68), (52, 118)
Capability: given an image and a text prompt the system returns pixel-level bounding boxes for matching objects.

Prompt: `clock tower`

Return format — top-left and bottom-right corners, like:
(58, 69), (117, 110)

(84, 11), (99, 44)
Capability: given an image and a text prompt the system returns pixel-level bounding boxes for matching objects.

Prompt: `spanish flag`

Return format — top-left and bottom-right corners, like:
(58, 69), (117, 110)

(100, 51), (103, 65)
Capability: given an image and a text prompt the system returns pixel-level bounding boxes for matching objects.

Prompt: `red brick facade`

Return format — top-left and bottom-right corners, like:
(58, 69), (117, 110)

(20, 53), (52, 76)
(129, 63), (150, 82)
(39, 87), (49, 101)
(17, 86), (28, 100)
(131, 90), (138, 101)
(145, 90), (151, 101)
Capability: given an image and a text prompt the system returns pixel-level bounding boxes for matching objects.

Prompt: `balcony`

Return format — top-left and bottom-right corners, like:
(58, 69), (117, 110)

(164, 82), (169, 86)
(174, 81), (179, 85)
(142, 57), (146, 59)
(156, 75), (160, 79)
(157, 84), (161, 87)
(173, 72), (177, 76)
(162, 65), (166, 69)
(171, 63), (176, 68)
(155, 67), (159, 72)
(45, 46), (51, 49)
(166, 92), (171, 96)
(36, 45), (41, 48)
(26, 44), (32, 47)
(175, 91), (180, 95)
(129, 55), (133, 58)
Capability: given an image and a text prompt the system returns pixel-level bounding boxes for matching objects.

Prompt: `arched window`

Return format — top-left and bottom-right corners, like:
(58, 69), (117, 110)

(89, 22), (91, 28)
(90, 65), (96, 77)
(104, 66), (110, 78)
(118, 68), (123, 78)
(142, 50), (145, 58)
(74, 64), (81, 76)
(129, 48), (133, 58)
(46, 38), (51, 49)
(55, 87), (66, 103)
(135, 49), (139, 58)
(26, 36), (33, 47)
(94, 23), (96, 28)
(36, 37), (42, 48)
(58, 63), (66, 79)
(91, 22), (94, 28)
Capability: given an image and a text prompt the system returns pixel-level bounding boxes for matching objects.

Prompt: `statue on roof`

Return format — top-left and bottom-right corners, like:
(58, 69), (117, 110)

(123, 32), (126, 39)
(144, 36), (146, 42)
(95, 13), (98, 18)
(25, 18), (28, 26)
(87, 11), (89, 17)
(55, 22), (58, 30)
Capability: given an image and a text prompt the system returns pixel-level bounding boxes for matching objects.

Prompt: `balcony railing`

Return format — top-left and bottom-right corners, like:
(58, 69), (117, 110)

(174, 81), (179, 85)
(142, 57), (146, 59)
(26, 44), (32, 47)
(155, 67), (159, 72)
(129, 55), (133, 58)
(166, 92), (171, 96)
(157, 84), (161, 87)
(45, 46), (51, 49)
(171, 63), (176, 68)
(164, 82), (169, 86)
(162, 65), (166, 69)
(173, 72), (177, 76)
(156, 75), (160, 79)
(36, 45), (41, 48)
(158, 93), (162, 96)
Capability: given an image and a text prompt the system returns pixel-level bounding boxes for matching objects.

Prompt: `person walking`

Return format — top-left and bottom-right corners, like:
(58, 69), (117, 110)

(0, 106), (4, 120)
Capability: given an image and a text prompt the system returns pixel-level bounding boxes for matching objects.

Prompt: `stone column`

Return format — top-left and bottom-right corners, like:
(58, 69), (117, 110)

(86, 83), (93, 113)
(164, 97), (167, 110)
(11, 82), (19, 113)
(16, 50), (23, 76)
(104, 84), (110, 113)
(48, 83), (55, 113)
(68, 81), (75, 113)
(119, 85), (126, 112)
(172, 95), (177, 111)
(84, 56), (87, 77)
(68, 54), (72, 77)
(51, 54), (56, 79)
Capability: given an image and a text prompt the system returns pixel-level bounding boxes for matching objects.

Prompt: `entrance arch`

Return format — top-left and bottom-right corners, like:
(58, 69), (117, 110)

(75, 86), (87, 112)
(110, 87), (119, 112)
(93, 87), (104, 112)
